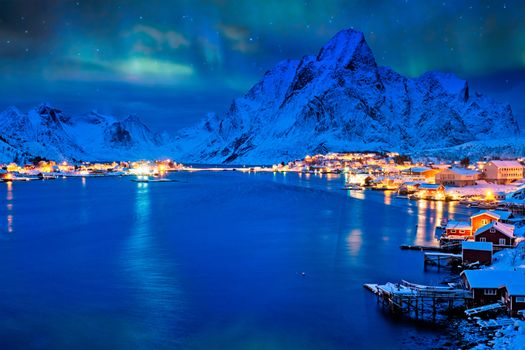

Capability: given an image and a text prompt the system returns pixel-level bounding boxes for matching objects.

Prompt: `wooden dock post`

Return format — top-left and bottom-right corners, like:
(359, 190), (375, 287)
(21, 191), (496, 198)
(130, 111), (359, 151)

(432, 297), (437, 322)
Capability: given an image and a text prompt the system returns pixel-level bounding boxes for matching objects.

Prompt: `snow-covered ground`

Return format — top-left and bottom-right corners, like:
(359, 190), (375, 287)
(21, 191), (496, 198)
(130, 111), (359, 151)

(487, 241), (525, 271)
(471, 320), (525, 350)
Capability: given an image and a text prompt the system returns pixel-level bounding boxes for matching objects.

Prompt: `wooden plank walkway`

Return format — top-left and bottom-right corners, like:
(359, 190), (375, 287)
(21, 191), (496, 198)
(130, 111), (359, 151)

(465, 302), (505, 317)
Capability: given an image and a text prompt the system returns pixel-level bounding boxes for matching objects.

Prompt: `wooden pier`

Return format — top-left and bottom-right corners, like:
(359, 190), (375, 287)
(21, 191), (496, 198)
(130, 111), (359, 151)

(400, 244), (442, 251)
(400, 241), (462, 253)
(364, 280), (472, 321)
(439, 239), (464, 253)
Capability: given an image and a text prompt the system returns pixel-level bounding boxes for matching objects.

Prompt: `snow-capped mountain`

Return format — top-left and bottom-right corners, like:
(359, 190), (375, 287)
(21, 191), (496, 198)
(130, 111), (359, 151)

(172, 28), (520, 164)
(0, 104), (172, 163)
(1, 29), (521, 165)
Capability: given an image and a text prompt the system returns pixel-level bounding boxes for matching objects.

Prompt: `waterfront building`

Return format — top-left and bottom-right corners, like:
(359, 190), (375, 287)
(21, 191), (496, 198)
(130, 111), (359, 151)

(474, 221), (516, 249)
(501, 283), (525, 316)
(471, 210), (505, 233)
(445, 220), (472, 237)
(461, 241), (493, 265)
(416, 183), (446, 199)
(484, 160), (524, 184)
(461, 270), (525, 307)
(435, 167), (479, 187)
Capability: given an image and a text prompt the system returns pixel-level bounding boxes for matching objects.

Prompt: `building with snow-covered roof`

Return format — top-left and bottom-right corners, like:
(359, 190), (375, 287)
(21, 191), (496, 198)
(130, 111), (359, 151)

(470, 210), (514, 233)
(405, 167), (439, 181)
(484, 160), (524, 184)
(462, 241), (493, 265)
(414, 183), (445, 199)
(502, 282), (525, 316)
(435, 167), (479, 187)
(474, 221), (516, 249)
(461, 270), (525, 307)
(445, 220), (472, 237)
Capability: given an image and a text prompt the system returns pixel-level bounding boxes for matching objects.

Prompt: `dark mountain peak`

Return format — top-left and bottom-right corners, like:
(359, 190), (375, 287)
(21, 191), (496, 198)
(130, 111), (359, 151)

(106, 121), (132, 146)
(316, 28), (376, 70)
(36, 103), (62, 115)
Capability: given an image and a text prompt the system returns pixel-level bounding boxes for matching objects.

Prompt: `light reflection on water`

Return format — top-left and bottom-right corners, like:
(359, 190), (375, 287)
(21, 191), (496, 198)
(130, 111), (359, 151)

(346, 228), (363, 257)
(6, 182), (13, 233)
(346, 189), (365, 200)
(415, 200), (428, 246)
(448, 200), (457, 217)
(120, 182), (183, 346)
(413, 199), (458, 246)
(384, 190), (392, 205)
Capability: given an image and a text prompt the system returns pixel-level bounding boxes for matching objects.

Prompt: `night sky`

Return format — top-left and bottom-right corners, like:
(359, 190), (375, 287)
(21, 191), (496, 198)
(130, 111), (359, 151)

(1, 0), (525, 132)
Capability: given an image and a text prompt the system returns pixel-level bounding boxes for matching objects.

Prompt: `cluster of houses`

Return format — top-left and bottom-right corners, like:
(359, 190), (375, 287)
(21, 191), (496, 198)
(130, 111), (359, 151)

(403, 160), (525, 200)
(437, 210), (525, 316)
(435, 160), (525, 186)
(0, 159), (182, 181)
(274, 153), (525, 202)
(443, 210), (518, 251)
(275, 152), (402, 174)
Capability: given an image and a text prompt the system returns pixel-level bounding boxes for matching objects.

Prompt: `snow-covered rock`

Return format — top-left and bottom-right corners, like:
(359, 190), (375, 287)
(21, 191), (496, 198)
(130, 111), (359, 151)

(172, 28), (520, 164)
(489, 241), (525, 271)
(0, 104), (172, 162)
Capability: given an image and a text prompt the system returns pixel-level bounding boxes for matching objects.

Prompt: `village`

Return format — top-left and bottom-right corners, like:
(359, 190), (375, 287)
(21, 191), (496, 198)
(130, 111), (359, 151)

(0, 159), (185, 181)
(268, 152), (525, 347)
(4, 152), (525, 207)
(270, 152), (525, 209)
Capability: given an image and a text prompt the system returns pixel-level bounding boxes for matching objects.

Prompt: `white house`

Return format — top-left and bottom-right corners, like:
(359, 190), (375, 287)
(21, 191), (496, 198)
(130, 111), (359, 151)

(435, 167), (479, 187)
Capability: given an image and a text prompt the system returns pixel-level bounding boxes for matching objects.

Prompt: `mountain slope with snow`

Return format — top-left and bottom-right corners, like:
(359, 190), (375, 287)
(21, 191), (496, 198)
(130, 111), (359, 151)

(172, 29), (520, 164)
(0, 104), (172, 163)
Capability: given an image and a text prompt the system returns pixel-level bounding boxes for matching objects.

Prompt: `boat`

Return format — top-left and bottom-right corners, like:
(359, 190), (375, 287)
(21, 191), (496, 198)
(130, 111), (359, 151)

(131, 177), (178, 183)
(38, 173), (58, 180)
(342, 183), (363, 190)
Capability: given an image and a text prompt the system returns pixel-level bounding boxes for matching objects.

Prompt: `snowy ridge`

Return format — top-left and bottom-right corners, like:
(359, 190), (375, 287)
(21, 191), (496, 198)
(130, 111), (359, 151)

(172, 28), (520, 164)
(413, 137), (525, 161)
(0, 104), (173, 163)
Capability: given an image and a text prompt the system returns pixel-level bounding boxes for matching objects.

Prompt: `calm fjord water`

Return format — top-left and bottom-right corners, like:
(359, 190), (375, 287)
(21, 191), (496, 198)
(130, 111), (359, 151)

(0, 172), (475, 349)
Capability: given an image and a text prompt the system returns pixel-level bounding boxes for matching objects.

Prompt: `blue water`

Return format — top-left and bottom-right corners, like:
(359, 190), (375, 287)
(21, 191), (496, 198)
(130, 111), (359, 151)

(0, 172), (475, 349)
